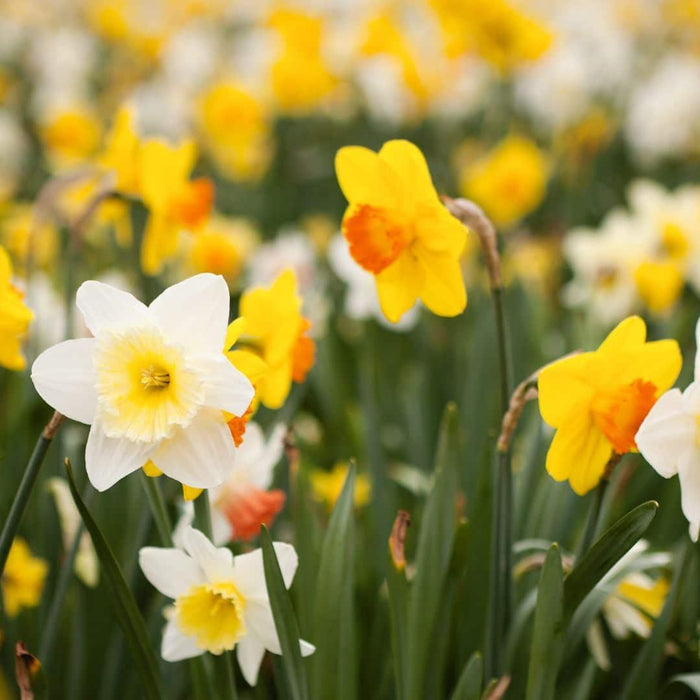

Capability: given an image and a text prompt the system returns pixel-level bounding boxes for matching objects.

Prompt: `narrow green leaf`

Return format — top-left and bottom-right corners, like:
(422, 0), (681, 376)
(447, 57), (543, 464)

(260, 525), (309, 700)
(451, 652), (483, 700)
(407, 402), (461, 700)
(621, 543), (690, 700)
(668, 674), (700, 696)
(64, 460), (162, 700)
(563, 501), (658, 618)
(311, 462), (356, 700)
(526, 544), (564, 700)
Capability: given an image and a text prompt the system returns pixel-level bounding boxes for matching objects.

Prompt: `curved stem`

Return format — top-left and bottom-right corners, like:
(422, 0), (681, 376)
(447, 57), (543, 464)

(0, 411), (64, 579)
(139, 473), (173, 546)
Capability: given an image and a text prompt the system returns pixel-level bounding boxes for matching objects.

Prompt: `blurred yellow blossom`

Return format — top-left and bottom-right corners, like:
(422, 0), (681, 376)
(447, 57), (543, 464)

(40, 106), (101, 171)
(310, 462), (371, 511)
(198, 81), (273, 181)
(634, 261), (685, 314)
(268, 8), (339, 113)
(538, 316), (681, 495)
(0, 245), (33, 371)
(459, 135), (548, 228)
(231, 270), (315, 410)
(503, 235), (560, 296)
(1, 538), (48, 618)
(335, 140), (467, 323)
(0, 204), (57, 272)
(188, 216), (259, 285)
(138, 139), (214, 275)
(98, 105), (141, 195)
(430, 0), (552, 71)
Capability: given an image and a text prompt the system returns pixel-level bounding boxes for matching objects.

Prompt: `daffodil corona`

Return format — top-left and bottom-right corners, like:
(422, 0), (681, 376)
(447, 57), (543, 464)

(538, 316), (681, 495)
(335, 140), (467, 324)
(139, 526), (314, 684)
(31, 274), (254, 491)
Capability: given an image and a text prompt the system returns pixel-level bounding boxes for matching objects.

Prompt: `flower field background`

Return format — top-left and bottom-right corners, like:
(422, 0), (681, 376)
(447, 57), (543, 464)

(1, 1), (700, 698)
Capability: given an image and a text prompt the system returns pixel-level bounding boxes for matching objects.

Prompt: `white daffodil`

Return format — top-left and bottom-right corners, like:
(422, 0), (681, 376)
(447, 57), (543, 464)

(31, 274), (254, 491)
(636, 319), (700, 541)
(139, 526), (314, 685)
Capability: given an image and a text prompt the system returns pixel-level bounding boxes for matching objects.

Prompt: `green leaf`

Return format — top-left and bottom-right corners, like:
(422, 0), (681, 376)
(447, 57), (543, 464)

(311, 462), (356, 700)
(407, 403), (461, 700)
(620, 543), (690, 700)
(563, 501), (658, 618)
(668, 674), (700, 696)
(64, 460), (162, 700)
(451, 652), (483, 700)
(526, 544), (564, 700)
(260, 525), (310, 700)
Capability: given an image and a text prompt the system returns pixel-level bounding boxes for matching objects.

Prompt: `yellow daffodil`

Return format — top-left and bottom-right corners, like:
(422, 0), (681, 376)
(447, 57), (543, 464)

(188, 216), (259, 285)
(138, 139), (214, 275)
(335, 140), (467, 323)
(40, 106), (101, 171)
(2, 538), (48, 618)
(538, 316), (681, 495)
(98, 105), (141, 196)
(460, 135), (548, 228)
(198, 81), (272, 181)
(268, 8), (338, 113)
(230, 270), (315, 410)
(0, 203), (58, 272)
(310, 462), (371, 511)
(0, 245), (33, 371)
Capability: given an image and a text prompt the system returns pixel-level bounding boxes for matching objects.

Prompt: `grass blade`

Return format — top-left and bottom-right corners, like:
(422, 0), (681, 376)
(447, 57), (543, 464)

(64, 460), (162, 700)
(451, 652), (483, 700)
(526, 544), (564, 700)
(260, 525), (310, 700)
(563, 501), (658, 619)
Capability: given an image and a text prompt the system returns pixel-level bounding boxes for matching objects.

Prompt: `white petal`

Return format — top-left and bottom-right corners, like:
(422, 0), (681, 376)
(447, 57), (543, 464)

(161, 619), (201, 662)
(245, 602), (312, 657)
(151, 409), (236, 489)
(300, 640), (315, 657)
(31, 339), (98, 424)
(194, 354), (254, 416)
(182, 526), (234, 581)
(149, 274), (229, 353)
(233, 543), (298, 600)
(678, 449), (700, 543)
(85, 423), (155, 491)
(695, 318), (700, 381)
(139, 546), (205, 599)
(76, 280), (150, 335)
(635, 389), (695, 478)
(236, 634), (266, 686)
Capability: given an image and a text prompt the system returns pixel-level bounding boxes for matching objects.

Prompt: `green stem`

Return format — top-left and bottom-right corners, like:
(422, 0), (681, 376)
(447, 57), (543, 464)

(576, 479), (609, 561)
(39, 486), (95, 665)
(0, 411), (64, 579)
(139, 473), (173, 546)
(192, 493), (238, 699)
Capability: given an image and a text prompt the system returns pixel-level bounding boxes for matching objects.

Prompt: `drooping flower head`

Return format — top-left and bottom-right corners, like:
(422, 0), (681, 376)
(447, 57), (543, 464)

(31, 274), (254, 491)
(2, 538), (48, 618)
(0, 245), (34, 371)
(230, 269), (315, 410)
(139, 526), (314, 685)
(636, 317), (700, 541)
(138, 139), (214, 275)
(538, 316), (681, 495)
(335, 139), (467, 323)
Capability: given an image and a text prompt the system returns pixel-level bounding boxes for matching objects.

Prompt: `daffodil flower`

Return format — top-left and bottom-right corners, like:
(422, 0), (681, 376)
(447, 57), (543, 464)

(2, 538), (48, 618)
(31, 274), (254, 491)
(335, 139), (467, 323)
(138, 526), (314, 685)
(538, 316), (681, 495)
(0, 245), (34, 370)
(635, 318), (700, 541)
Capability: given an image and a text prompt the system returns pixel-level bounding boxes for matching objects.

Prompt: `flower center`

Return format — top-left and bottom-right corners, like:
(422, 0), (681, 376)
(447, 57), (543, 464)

(343, 204), (412, 274)
(175, 581), (247, 654)
(591, 379), (658, 454)
(94, 327), (205, 443)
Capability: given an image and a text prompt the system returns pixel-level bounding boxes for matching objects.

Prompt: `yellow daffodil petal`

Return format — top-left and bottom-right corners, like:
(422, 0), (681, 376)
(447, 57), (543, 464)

(143, 460), (163, 477)
(376, 253), (424, 323)
(141, 213), (177, 276)
(546, 413), (612, 495)
(227, 349), (268, 384)
(537, 353), (594, 427)
(415, 249), (467, 318)
(140, 139), (197, 212)
(183, 485), (203, 501)
(225, 317), (247, 352)
(597, 316), (647, 355)
(335, 146), (401, 208)
(378, 140), (437, 205)
(257, 358), (294, 410)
